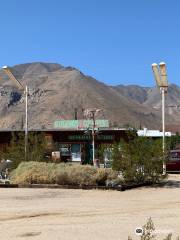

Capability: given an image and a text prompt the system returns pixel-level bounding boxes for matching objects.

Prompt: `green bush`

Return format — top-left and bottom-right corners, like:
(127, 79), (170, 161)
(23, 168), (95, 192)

(10, 161), (119, 186)
(0, 132), (48, 169)
(112, 137), (167, 184)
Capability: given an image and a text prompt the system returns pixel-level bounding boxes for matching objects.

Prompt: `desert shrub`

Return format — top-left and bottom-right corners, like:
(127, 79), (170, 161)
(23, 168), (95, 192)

(55, 164), (119, 186)
(112, 137), (167, 184)
(55, 170), (69, 185)
(95, 168), (109, 186)
(128, 218), (179, 240)
(10, 161), (57, 184)
(10, 161), (119, 186)
(68, 165), (97, 186)
(141, 217), (156, 240)
(95, 168), (118, 186)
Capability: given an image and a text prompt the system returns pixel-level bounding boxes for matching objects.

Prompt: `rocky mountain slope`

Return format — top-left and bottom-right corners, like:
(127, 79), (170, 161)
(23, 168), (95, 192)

(113, 84), (180, 126)
(0, 62), (179, 130)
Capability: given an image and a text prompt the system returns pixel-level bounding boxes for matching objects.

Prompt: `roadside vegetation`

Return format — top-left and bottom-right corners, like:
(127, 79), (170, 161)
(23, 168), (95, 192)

(10, 161), (119, 186)
(0, 131), (172, 185)
(112, 135), (168, 184)
(128, 218), (179, 240)
(0, 132), (47, 169)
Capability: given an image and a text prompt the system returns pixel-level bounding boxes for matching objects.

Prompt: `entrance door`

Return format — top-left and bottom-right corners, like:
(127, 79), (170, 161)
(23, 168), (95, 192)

(71, 144), (81, 162)
(83, 143), (93, 165)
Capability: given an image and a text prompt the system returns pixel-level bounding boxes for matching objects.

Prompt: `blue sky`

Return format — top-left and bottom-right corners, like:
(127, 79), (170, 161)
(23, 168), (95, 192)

(0, 0), (179, 86)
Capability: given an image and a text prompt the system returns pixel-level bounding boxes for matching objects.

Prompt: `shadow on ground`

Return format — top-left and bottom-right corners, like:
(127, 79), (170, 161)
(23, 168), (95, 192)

(144, 174), (180, 189)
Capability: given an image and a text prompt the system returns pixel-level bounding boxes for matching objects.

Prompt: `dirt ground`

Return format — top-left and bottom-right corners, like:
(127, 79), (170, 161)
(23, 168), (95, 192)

(0, 175), (180, 240)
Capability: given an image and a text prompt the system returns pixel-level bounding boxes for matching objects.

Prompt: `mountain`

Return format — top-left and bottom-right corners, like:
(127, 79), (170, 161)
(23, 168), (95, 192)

(0, 62), (179, 130)
(113, 85), (150, 104)
(113, 84), (180, 126)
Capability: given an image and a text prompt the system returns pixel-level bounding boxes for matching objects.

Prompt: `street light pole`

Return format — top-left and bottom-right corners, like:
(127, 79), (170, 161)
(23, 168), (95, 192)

(92, 126), (95, 165)
(161, 87), (166, 174)
(25, 85), (28, 161)
(152, 62), (168, 175)
(92, 111), (96, 165)
(84, 108), (101, 166)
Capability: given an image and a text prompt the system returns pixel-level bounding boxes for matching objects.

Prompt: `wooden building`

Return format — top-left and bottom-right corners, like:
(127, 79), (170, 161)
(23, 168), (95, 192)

(0, 128), (130, 164)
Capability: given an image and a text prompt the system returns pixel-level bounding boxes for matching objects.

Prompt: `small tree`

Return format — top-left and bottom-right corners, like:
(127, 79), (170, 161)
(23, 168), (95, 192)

(0, 132), (25, 169)
(96, 144), (113, 164)
(112, 136), (166, 183)
(167, 133), (180, 150)
(141, 218), (156, 240)
(27, 132), (47, 162)
(0, 132), (48, 169)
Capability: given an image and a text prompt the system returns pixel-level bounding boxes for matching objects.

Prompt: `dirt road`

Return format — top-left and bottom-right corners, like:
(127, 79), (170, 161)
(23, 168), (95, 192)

(0, 175), (180, 240)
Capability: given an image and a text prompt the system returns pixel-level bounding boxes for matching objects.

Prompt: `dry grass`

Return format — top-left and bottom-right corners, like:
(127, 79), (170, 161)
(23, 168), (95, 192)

(10, 162), (119, 186)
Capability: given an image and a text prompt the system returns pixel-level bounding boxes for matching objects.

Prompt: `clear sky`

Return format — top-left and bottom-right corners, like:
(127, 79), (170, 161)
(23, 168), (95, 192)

(0, 0), (179, 86)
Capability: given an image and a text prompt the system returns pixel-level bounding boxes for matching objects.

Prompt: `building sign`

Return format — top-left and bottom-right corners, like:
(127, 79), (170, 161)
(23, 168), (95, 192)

(54, 119), (109, 129)
(68, 135), (114, 141)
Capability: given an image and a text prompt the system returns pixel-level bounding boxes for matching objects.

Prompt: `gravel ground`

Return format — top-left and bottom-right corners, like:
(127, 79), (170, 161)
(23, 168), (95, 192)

(0, 175), (180, 240)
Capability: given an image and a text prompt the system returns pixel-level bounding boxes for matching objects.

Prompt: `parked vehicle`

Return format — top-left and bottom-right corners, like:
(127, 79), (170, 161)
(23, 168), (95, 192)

(166, 150), (180, 172)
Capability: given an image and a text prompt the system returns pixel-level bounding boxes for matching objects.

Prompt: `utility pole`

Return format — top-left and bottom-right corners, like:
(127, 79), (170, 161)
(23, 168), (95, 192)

(25, 85), (28, 161)
(2, 66), (29, 161)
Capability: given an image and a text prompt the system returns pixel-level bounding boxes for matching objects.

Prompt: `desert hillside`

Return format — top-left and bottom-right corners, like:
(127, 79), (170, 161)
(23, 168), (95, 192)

(0, 62), (179, 130)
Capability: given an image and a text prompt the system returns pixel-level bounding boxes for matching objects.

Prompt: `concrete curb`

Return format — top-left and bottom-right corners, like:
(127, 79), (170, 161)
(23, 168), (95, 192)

(0, 184), (18, 188)
(0, 182), (153, 191)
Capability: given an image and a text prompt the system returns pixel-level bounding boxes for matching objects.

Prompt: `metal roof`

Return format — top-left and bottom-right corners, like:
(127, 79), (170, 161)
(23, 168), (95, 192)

(137, 128), (173, 137)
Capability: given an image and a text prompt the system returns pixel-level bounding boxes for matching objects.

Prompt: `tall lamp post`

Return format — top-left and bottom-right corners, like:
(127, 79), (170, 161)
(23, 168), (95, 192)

(152, 62), (168, 175)
(2, 66), (28, 161)
(84, 108), (101, 166)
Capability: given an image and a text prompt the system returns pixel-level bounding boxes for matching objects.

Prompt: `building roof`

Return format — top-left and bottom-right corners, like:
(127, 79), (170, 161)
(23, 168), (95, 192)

(0, 128), (129, 132)
(137, 128), (172, 137)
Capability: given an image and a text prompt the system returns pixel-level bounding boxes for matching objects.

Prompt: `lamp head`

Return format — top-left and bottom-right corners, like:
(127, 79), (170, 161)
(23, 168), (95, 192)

(2, 66), (8, 69)
(151, 62), (168, 89)
(152, 63), (158, 67)
(152, 63), (162, 87)
(159, 62), (166, 66)
(159, 62), (168, 88)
